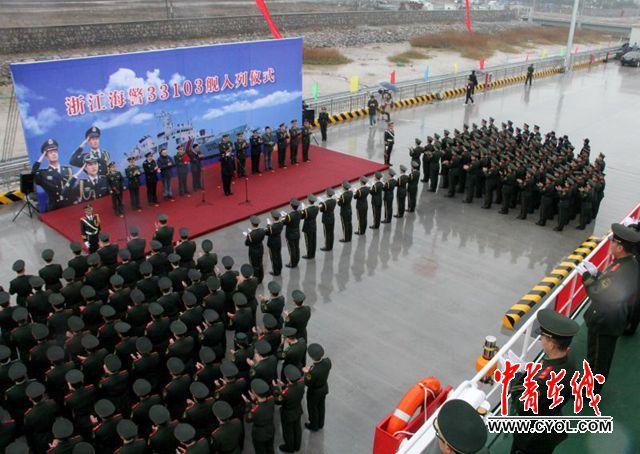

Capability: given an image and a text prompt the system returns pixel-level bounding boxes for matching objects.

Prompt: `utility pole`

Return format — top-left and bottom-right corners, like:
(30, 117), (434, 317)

(528, 0), (536, 23)
(564, 0), (580, 71)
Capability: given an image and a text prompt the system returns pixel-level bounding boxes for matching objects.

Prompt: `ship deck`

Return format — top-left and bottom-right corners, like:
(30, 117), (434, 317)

(1, 62), (639, 453)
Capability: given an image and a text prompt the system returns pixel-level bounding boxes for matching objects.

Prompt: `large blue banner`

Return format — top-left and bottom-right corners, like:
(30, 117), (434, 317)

(11, 38), (302, 211)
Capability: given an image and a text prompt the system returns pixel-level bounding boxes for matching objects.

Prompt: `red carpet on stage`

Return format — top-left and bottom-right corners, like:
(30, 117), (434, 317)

(39, 146), (387, 246)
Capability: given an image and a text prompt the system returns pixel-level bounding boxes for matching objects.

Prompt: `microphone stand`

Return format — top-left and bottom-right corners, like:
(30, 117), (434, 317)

(238, 177), (250, 206)
(197, 157), (212, 206)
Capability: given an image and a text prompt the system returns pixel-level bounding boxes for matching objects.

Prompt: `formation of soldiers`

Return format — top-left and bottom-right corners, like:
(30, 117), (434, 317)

(0, 213), (332, 453)
(409, 119), (606, 231)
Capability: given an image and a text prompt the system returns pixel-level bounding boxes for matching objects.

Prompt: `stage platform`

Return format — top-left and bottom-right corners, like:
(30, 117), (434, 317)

(39, 145), (387, 245)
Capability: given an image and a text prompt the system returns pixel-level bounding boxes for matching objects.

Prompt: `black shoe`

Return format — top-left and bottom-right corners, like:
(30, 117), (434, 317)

(516, 215), (525, 219)
(339, 239), (349, 243)
(269, 271), (280, 276)
(305, 423), (319, 432)
(445, 194), (454, 198)
(462, 200), (470, 204)
(370, 226), (379, 230)
(285, 264), (294, 268)
(279, 445), (295, 453)
(481, 205), (490, 209)
(499, 210), (508, 214)
(355, 231), (364, 235)
(380, 220), (390, 224)
(428, 189), (436, 192)
(553, 226), (563, 231)
(302, 255), (313, 259)
(420, 179), (428, 183)
(576, 225), (585, 230)
(320, 247), (331, 251)
(536, 221), (546, 226)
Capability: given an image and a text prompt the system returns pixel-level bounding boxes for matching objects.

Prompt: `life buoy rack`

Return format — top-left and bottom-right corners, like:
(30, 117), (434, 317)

(386, 376), (442, 434)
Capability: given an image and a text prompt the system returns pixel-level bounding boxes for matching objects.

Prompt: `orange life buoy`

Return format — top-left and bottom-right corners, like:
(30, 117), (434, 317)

(386, 376), (442, 434)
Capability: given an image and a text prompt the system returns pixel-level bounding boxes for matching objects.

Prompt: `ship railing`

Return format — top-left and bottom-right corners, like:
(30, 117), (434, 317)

(396, 201), (640, 454)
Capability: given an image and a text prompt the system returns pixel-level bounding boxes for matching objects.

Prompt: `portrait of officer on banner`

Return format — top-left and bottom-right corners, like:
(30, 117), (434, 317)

(69, 125), (111, 175)
(71, 154), (110, 204)
(31, 138), (75, 211)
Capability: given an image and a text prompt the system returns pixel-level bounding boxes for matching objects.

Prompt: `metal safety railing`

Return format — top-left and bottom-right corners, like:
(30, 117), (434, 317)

(396, 200), (640, 454)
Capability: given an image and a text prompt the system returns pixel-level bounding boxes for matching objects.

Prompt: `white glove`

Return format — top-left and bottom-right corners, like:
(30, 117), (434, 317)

(621, 216), (637, 227)
(267, 218), (272, 225)
(280, 210), (287, 217)
(576, 260), (597, 276)
(300, 202), (306, 210)
(242, 231), (248, 237)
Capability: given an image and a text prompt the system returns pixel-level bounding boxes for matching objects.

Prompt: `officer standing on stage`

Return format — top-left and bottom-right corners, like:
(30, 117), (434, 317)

(369, 172), (383, 229)
(303, 343), (331, 432)
(125, 157), (142, 211)
(80, 204), (101, 253)
(175, 144), (190, 197)
(106, 162), (125, 217)
(157, 147), (175, 201)
(70, 126), (111, 175)
(274, 365), (305, 453)
(283, 199), (302, 268)
(277, 123), (289, 168)
(289, 120), (300, 165)
(301, 119), (312, 162)
(338, 181), (353, 243)
(301, 195), (319, 259)
(219, 135), (235, 196)
(187, 143), (203, 191)
(262, 127), (275, 171)
(245, 216), (266, 283)
(318, 107), (330, 142)
(395, 165), (409, 218)
(235, 132), (248, 178)
(318, 188), (336, 252)
(407, 161), (420, 212)
(384, 123), (395, 165)
(434, 399), (488, 454)
(266, 210), (284, 277)
(382, 169), (397, 224)
(143, 152), (160, 207)
(510, 308), (578, 454)
(354, 176), (369, 235)
(250, 130), (263, 174)
(32, 138), (75, 211)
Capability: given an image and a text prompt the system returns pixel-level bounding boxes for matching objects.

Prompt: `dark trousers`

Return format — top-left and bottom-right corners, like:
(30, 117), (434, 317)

(253, 437), (274, 454)
(422, 159), (430, 182)
(268, 245), (282, 276)
(146, 178), (158, 204)
(287, 238), (300, 267)
(407, 189), (417, 211)
(519, 195), (531, 219)
(222, 173), (232, 195)
(237, 158), (246, 177)
(372, 203), (382, 228)
(447, 173), (458, 197)
(538, 201), (552, 225)
(278, 144), (287, 168)
(383, 197), (393, 222)
(302, 142), (310, 161)
(307, 390), (327, 430)
(557, 205), (569, 230)
(464, 179), (476, 203)
(88, 235), (99, 253)
(322, 222), (334, 250)
(483, 184), (495, 208)
(281, 414), (302, 451)
(178, 171), (188, 195)
(396, 193), (406, 217)
(430, 169), (439, 191)
(465, 90), (474, 104)
(579, 207), (593, 229)
(384, 144), (393, 165)
(525, 74), (533, 86)
(264, 147), (273, 170)
(320, 124), (328, 141)
(356, 207), (368, 233)
(191, 166), (202, 190)
(304, 230), (316, 258)
(587, 331), (618, 393)
(111, 192), (124, 215)
(500, 188), (512, 213)
(129, 187), (140, 210)
(251, 152), (261, 174)
(340, 212), (352, 242)
(249, 253), (264, 283)
(290, 143), (298, 164)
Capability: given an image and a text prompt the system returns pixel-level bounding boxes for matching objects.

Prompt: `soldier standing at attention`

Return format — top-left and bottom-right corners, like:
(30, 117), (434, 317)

(289, 120), (300, 165)
(525, 63), (534, 86)
(318, 188), (336, 251)
(265, 211), (284, 277)
(219, 135), (235, 196)
(338, 181), (353, 243)
(407, 162), (421, 212)
(277, 123), (289, 169)
(274, 365), (305, 453)
(235, 132), (248, 178)
(80, 204), (101, 253)
(32, 138), (74, 211)
(354, 176), (370, 235)
(244, 379), (275, 454)
(262, 127), (275, 171)
(175, 144), (190, 197)
(106, 162), (125, 217)
(301, 195), (319, 259)
(187, 143), (203, 191)
(285, 290), (311, 343)
(283, 199), (302, 269)
(318, 107), (330, 142)
(367, 94), (379, 127)
(381, 169), (397, 224)
(303, 343), (331, 432)
(395, 165), (409, 218)
(383, 122), (395, 165)
(301, 119), (312, 162)
(369, 172), (384, 229)
(157, 147), (175, 201)
(125, 157), (142, 211)
(428, 142), (443, 192)
(409, 138), (423, 171)
(250, 129), (263, 174)
(142, 152), (160, 207)
(245, 216), (266, 283)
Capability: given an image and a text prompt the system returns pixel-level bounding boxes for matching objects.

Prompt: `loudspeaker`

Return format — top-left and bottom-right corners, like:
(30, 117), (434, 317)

(20, 172), (35, 195)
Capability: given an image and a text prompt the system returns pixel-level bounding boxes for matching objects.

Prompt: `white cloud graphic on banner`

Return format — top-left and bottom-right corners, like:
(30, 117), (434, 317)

(208, 89), (259, 103)
(94, 107), (153, 130)
(15, 84), (60, 135)
(201, 90), (301, 120)
(104, 68), (171, 93)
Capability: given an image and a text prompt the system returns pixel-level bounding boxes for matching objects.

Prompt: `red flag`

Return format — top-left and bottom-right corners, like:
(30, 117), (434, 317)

(255, 0), (283, 39)
(464, 0), (473, 32)
(479, 58), (485, 70)
(390, 70), (396, 84)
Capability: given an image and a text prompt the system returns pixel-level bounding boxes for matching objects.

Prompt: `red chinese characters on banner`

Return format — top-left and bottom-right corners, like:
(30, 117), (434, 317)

(546, 369), (567, 410)
(493, 359), (520, 416)
(520, 362), (542, 414)
(62, 67), (278, 117)
(571, 360), (605, 416)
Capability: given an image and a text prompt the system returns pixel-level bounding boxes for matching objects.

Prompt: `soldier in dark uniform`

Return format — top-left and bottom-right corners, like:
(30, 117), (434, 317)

(175, 227), (196, 268)
(125, 157), (142, 211)
(157, 147), (175, 200)
(279, 326), (307, 375)
(25, 276), (48, 324)
(175, 145), (191, 197)
(183, 382), (215, 439)
(142, 152), (160, 206)
(115, 419), (147, 454)
(481, 161), (499, 209)
(75, 154), (109, 204)
(97, 232), (119, 270)
(369, 173), (384, 229)
(44, 345), (74, 406)
(93, 398), (123, 452)
(525, 63), (534, 86)
(106, 161), (125, 216)
(289, 119), (300, 165)
(318, 188), (336, 251)
(67, 242), (88, 279)
(274, 365), (305, 453)
(188, 143), (203, 191)
(23, 381), (59, 452)
(428, 143), (443, 192)
(516, 173), (535, 220)
(210, 400), (243, 453)
(229, 292), (254, 337)
(395, 165), (409, 217)
(301, 195), (319, 258)
(130, 378), (162, 434)
(381, 169), (397, 224)
(434, 399), (488, 454)
(258, 282), (283, 329)
(250, 129), (263, 174)
(163, 357), (192, 420)
(276, 123), (289, 168)
(338, 181), (353, 243)
(248, 340), (278, 387)
(462, 154), (481, 204)
(285, 290), (310, 343)
(245, 216), (266, 283)
(48, 417), (84, 453)
(383, 122), (395, 165)
(409, 138), (423, 171)
(148, 404), (179, 454)
(262, 127), (275, 171)
(64, 369), (97, 438)
(175, 422), (210, 453)
(283, 199), (302, 269)
(38, 248), (62, 292)
(219, 136), (235, 196)
(244, 378), (275, 454)
(536, 176), (556, 226)
(354, 176), (370, 235)
(100, 353), (130, 413)
(499, 166), (516, 215)
(215, 360), (247, 420)
(303, 343), (331, 432)
(318, 107), (330, 142)
(301, 119), (312, 162)
(197, 240), (218, 279)
(79, 205), (101, 254)
(576, 183), (593, 230)
(69, 126), (111, 176)
(407, 161), (421, 212)
(235, 132), (248, 178)
(153, 214), (174, 255)
(554, 181), (571, 231)
(265, 211), (284, 277)
(510, 309), (578, 454)
(32, 138), (75, 211)
(117, 249), (140, 290)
